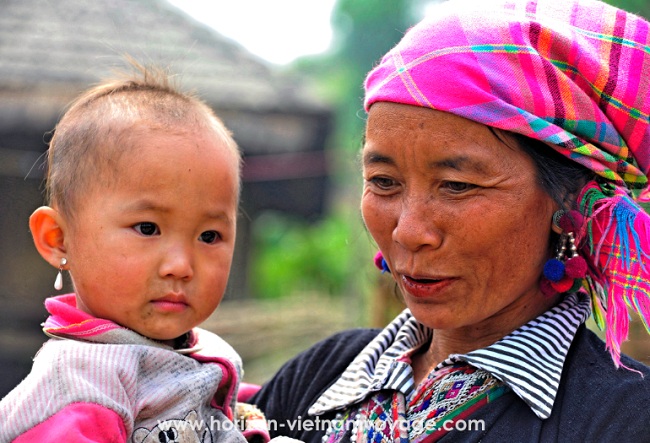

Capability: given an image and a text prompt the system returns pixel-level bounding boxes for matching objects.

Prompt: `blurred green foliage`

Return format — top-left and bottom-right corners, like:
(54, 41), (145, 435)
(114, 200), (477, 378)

(603, 0), (650, 17)
(251, 212), (361, 299)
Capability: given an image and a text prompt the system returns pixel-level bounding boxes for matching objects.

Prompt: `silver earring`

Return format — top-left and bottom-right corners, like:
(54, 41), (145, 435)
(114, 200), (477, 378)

(552, 209), (566, 232)
(54, 258), (67, 290)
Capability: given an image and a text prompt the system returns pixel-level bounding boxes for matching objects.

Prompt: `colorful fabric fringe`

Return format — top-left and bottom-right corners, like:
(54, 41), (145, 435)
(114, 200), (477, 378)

(364, 0), (650, 367)
(577, 181), (650, 367)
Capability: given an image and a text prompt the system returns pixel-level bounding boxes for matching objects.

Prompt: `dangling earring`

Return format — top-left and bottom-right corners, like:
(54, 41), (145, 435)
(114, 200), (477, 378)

(54, 258), (67, 290)
(373, 251), (390, 273)
(541, 210), (588, 296)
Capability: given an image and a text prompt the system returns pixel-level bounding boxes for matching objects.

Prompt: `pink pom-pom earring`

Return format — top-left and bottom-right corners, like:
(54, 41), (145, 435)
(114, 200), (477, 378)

(373, 251), (390, 273)
(541, 210), (587, 297)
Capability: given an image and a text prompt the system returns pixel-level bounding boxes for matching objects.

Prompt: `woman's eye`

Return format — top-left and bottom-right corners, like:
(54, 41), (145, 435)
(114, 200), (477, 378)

(368, 176), (395, 190)
(134, 222), (160, 236)
(199, 230), (221, 244)
(444, 181), (475, 193)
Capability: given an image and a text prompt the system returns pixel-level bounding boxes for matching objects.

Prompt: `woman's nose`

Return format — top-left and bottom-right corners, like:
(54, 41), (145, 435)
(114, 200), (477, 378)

(159, 243), (194, 280)
(392, 196), (444, 252)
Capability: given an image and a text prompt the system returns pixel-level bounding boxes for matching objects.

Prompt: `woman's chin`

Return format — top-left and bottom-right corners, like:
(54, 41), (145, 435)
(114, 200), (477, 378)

(404, 304), (462, 331)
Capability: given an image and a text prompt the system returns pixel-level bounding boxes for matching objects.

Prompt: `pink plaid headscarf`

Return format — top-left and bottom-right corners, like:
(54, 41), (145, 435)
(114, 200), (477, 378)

(364, 0), (650, 367)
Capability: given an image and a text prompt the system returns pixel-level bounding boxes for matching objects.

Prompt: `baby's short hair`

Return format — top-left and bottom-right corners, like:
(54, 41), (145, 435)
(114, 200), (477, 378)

(46, 61), (240, 219)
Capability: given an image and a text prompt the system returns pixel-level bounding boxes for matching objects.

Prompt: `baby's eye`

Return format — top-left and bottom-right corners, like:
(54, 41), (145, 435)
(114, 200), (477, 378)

(134, 222), (160, 236)
(199, 230), (221, 244)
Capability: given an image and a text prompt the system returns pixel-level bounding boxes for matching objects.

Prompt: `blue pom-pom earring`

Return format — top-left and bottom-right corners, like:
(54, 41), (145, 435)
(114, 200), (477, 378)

(543, 258), (566, 282)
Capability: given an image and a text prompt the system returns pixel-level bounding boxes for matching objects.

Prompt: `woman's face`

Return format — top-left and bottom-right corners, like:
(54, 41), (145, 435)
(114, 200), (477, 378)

(362, 102), (558, 338)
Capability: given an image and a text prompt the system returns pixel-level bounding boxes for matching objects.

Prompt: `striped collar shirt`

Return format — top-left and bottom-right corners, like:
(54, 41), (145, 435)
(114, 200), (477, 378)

(309, 292), (591, 420)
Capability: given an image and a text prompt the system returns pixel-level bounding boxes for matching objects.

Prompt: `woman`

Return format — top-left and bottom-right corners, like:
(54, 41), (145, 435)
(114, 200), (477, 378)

(252, 0), (650, 441)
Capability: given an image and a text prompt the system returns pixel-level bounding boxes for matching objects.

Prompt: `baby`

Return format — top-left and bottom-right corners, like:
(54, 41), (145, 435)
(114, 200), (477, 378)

(0, 64), (263, 442)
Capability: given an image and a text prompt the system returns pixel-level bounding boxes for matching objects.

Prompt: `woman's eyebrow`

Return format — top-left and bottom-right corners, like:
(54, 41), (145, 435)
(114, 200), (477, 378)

(430, 156), (488, 174)
(431, 156), (469, 170)
(363, 150), (489, 175)
(362, 151), (395, 166)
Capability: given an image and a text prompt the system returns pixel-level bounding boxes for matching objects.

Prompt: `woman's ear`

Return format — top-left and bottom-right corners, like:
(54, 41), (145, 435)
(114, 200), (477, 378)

(30, 206), (67, 268)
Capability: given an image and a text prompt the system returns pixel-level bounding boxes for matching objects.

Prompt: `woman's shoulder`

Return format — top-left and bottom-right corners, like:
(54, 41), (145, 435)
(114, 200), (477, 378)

(547, 326), (650, 439)
(569, 325), (650, 382)
(301, 327), (383, 359)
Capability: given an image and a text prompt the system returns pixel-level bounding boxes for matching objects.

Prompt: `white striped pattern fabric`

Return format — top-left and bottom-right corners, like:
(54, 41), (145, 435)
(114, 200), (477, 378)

(309, 292), (590, 420)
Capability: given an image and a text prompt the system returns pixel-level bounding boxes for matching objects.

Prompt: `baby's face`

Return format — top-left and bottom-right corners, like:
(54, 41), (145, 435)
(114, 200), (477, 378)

(63, 124), (239, 342)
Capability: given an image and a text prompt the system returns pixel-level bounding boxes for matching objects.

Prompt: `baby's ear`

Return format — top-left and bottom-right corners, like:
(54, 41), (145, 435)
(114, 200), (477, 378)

(29, 206), (67, 268)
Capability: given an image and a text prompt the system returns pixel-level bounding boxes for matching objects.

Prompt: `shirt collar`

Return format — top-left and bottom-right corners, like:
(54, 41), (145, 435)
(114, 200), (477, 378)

(309, 292), (591, 419)
(42, 294), (200, 353)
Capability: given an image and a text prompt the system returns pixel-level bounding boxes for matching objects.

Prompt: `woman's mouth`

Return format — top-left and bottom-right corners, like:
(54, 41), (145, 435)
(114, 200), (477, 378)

(400, 275), (456, 298)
